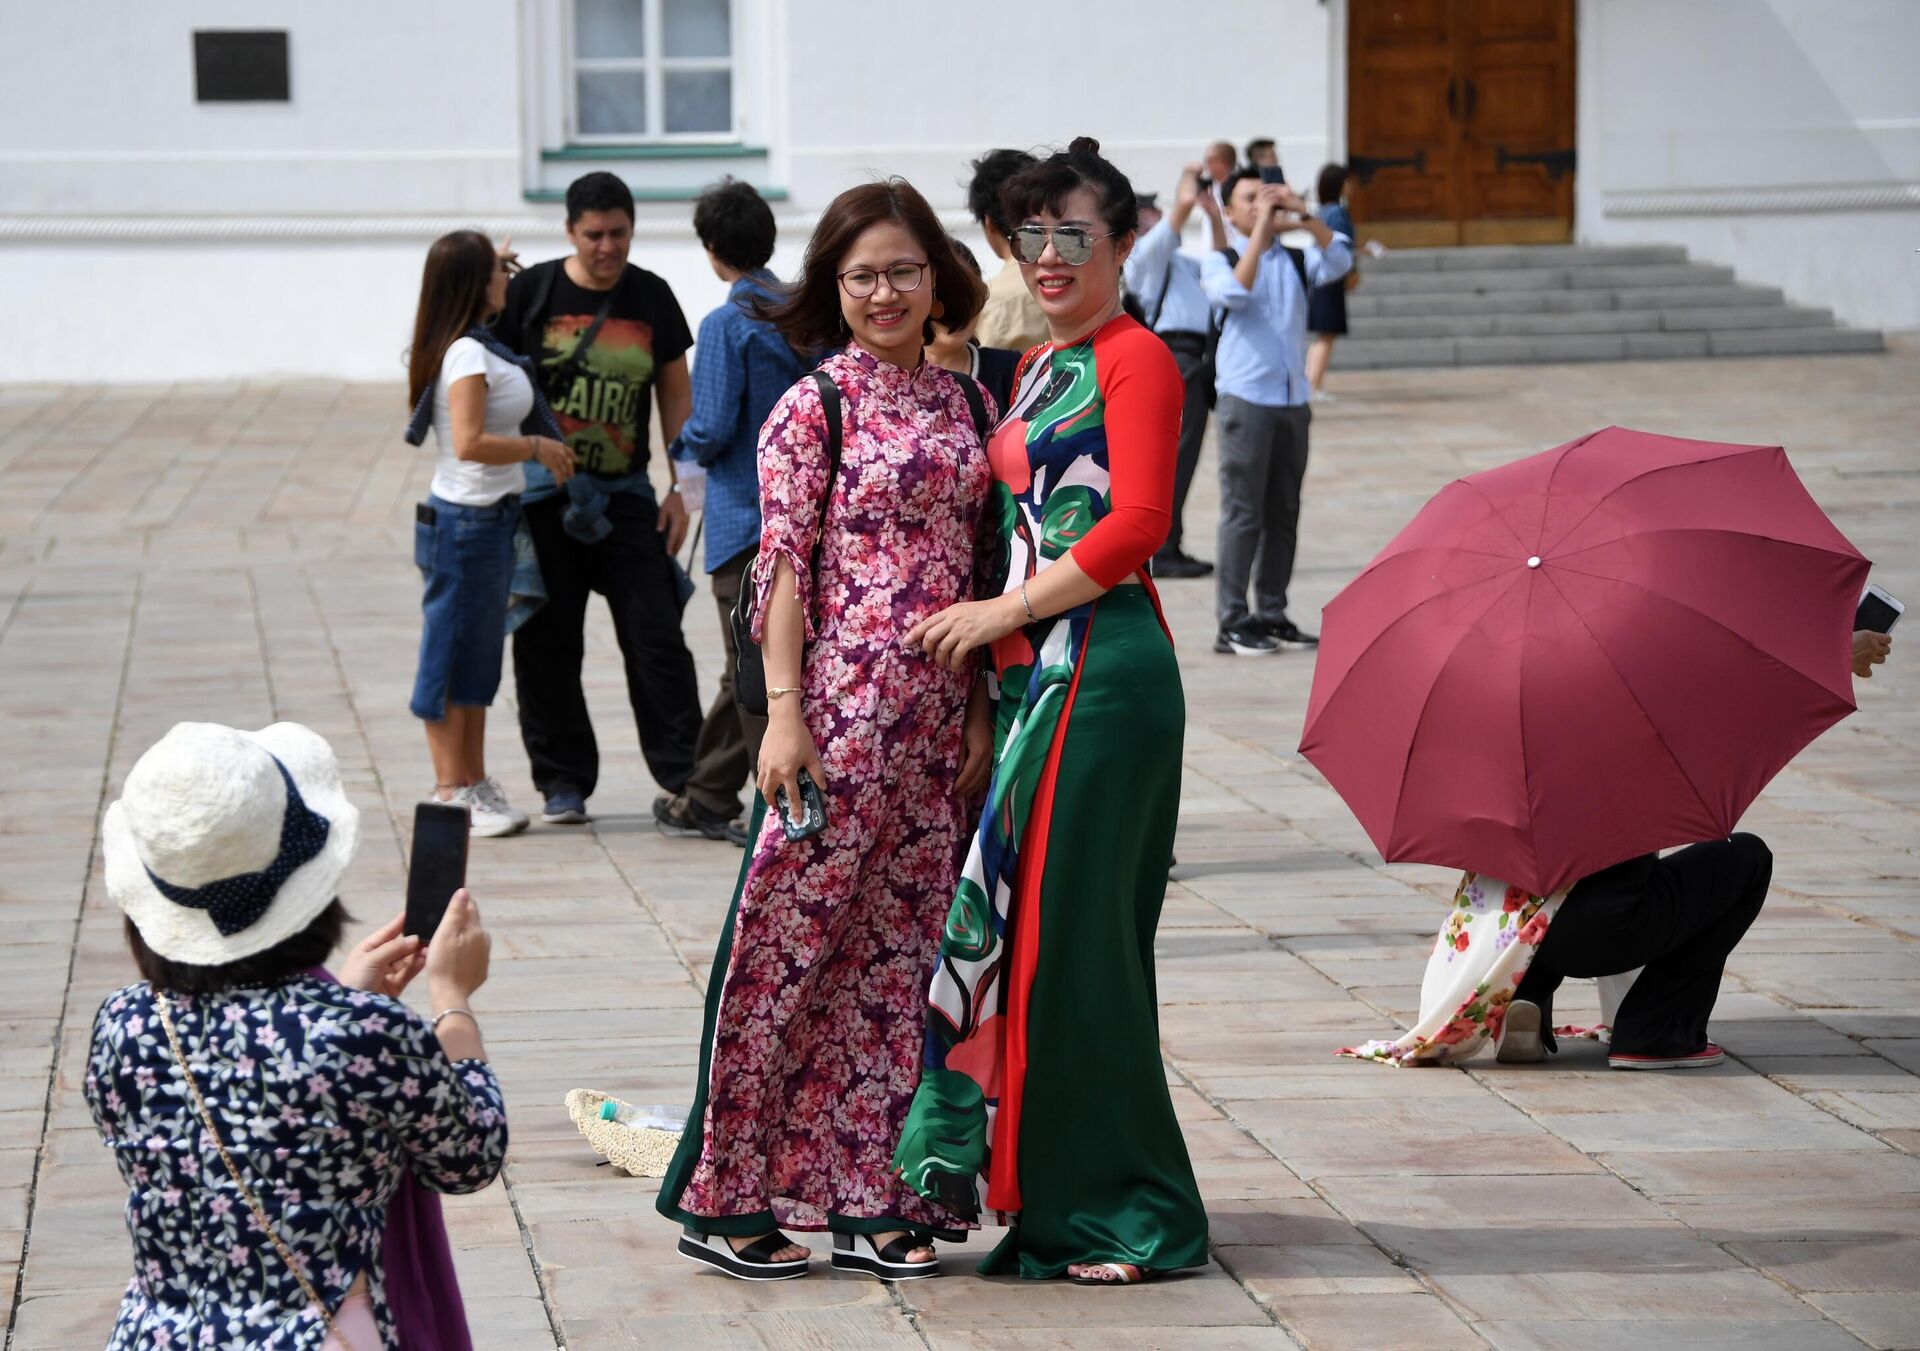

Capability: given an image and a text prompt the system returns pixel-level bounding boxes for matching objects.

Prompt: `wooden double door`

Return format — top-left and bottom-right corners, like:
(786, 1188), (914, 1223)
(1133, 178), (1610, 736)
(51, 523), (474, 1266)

(1347, 0), (1576, 246)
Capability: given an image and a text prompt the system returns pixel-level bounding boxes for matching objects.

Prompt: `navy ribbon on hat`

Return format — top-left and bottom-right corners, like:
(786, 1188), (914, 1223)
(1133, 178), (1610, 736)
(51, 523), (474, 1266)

(144, 757), (332, 936)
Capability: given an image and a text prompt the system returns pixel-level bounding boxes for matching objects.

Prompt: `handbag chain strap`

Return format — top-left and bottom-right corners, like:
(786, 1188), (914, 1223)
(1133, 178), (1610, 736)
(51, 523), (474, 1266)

(154, 992), (352, 1348)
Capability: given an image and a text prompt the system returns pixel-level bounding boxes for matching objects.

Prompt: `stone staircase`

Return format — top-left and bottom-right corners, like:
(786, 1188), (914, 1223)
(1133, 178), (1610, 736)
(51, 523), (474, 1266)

(1333, 243), (1883, 369)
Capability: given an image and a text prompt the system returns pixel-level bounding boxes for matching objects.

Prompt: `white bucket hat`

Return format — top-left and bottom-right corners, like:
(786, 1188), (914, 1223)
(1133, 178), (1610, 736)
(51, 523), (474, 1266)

(102, 722), (360, 965)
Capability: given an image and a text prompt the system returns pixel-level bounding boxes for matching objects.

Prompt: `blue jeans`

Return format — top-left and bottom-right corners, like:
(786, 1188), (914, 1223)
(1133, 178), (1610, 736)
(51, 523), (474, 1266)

(411, 494), (520, 721)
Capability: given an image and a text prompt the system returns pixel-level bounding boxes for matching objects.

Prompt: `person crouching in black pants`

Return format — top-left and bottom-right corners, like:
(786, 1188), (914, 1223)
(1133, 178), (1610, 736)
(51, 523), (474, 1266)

(494, 171), (725, 833)
(1499, 836), (1774, 1070)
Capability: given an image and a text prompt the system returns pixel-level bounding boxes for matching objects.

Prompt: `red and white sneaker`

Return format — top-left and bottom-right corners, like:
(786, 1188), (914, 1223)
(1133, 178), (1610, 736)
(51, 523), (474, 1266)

(1609, 1043), (1725, 1071)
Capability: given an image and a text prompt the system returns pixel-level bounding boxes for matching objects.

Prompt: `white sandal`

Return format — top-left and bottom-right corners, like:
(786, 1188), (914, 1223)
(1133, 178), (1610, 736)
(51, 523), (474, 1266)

(830, 1231), (940, 1281)
(1496, 999), (1547, 1064)
(677, 1227), (810, 1281)
(1067, 1261), (1154, 1286)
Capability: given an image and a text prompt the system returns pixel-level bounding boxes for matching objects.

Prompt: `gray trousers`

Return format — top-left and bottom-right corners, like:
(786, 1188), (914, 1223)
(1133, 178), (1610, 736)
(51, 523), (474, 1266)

(1214, 395), (1311, 629)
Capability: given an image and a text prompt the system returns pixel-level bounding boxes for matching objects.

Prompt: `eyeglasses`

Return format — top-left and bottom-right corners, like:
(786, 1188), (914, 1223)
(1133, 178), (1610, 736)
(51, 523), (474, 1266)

(838, 262), (928, 299)
(1011, 225), (1114, 267)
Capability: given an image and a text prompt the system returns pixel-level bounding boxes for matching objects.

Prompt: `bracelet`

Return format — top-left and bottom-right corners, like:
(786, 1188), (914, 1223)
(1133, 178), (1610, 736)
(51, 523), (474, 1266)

(523, 436), (535, 463)
(665, 482), (681, 495)
(1019, 580), (1037, 623)
(767, 686), (802, 700)
(431, 1008), (477, 1032)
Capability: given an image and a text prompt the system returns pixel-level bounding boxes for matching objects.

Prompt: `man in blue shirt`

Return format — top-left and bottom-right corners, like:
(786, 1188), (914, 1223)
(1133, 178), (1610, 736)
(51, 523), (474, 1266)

(659, 179), (800, 844)
(1124, 166), (1227, 580)
(1201, 167), (1352, 656)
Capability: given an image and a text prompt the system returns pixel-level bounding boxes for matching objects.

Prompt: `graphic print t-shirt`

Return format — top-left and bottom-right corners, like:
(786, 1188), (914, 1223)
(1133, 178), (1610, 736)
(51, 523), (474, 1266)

(519, 264), (693, 477)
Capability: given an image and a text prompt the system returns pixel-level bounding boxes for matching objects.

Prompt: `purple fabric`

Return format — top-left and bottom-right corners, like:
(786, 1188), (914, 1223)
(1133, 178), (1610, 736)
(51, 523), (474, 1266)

(383, 1175), (472, 1351)
(316, 967), (473, 1350)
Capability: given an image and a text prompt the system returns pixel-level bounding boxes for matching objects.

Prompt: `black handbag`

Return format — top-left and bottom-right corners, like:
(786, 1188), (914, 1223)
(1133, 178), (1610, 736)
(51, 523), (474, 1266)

(732, 370), (990, 715)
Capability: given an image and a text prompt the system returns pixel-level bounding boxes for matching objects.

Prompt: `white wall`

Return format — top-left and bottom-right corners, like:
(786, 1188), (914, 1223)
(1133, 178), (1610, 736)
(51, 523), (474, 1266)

(1578, 0), (1920, 331)
(780, 0), (1334, 215)
(0, 0), (526, 215)
(0, 0), (1334, 382)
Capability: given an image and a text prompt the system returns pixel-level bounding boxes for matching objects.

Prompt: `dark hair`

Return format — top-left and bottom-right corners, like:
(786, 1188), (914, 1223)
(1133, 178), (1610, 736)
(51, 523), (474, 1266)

(1245, 138), (1277, 163)
(407, 230), (496, 409)
(966, 148), (1038, 237)
(999, 135), (1139, 238)
(565, 170), (636, 225)
(694, 177), (777, 273)
(1317, 163), (1350, 207)
(1221, 165), (1266, 206)
(128, 900), (349, 995)
(947, 236), (985, 280)
(755, 178), (987, 357)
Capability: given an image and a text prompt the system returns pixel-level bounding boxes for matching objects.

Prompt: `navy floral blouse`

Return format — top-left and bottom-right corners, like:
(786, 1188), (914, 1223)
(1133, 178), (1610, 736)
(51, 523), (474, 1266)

(85, 978), (509, 1349)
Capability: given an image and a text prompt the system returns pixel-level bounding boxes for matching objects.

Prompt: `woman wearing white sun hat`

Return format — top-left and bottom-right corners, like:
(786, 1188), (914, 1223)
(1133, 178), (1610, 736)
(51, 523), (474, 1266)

(89, 720), (508, 1350)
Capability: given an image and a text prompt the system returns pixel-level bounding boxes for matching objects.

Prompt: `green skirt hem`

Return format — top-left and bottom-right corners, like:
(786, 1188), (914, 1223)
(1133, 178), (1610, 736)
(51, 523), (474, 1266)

(979, 1226), (1211, 1280)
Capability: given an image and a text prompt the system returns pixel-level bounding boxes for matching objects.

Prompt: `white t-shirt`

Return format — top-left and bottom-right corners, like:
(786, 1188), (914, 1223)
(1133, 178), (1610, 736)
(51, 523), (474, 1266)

(428, 337), (533, 506)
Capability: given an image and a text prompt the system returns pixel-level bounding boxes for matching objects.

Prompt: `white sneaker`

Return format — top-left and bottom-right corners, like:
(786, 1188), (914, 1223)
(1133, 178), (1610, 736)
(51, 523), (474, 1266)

(456, 778), (528, 838)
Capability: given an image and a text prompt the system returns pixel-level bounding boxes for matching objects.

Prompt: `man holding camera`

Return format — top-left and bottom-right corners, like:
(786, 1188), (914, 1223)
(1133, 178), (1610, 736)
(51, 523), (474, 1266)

(1201, 168), (1352, 656)
(1126, 166), (1228, 579)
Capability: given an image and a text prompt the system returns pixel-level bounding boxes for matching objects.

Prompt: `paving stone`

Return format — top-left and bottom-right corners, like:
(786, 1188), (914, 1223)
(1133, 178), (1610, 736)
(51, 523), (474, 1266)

(1270, 1292), (1484, 1349)
(1804, 1293), (1920, 1350)
(10, 350), (1920, 1346)
(1474, 1318), (1866, 1350)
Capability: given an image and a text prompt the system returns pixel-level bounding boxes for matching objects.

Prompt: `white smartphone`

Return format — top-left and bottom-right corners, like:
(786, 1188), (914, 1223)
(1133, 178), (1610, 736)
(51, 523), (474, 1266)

(1857, 583), (1904, 634)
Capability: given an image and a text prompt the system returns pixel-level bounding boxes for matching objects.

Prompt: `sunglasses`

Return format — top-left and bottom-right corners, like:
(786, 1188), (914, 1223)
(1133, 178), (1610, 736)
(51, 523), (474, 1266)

(837, 262), (928, 300)
(1012, 224), (1114, 267)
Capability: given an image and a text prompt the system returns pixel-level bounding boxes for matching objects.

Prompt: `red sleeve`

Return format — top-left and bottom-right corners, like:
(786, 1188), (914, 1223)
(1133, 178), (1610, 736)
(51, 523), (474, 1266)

(1068, 322), (1181, 588)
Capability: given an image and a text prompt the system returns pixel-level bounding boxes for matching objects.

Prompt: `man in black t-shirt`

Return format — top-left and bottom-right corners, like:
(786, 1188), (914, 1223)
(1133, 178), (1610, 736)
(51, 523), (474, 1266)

(495, 172), (736, 836)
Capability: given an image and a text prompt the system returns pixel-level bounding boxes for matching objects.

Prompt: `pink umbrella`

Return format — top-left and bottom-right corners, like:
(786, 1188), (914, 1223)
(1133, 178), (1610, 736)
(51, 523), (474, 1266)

(1300, 426), (1869, 897)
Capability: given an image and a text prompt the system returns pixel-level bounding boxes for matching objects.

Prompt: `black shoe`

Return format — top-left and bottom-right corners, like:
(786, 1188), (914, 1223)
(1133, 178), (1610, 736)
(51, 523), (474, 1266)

(725, 817), (753, 848)
(1254, 617), (1319, 648)
(540, 789), (592, 825)
(1152, 550), (1214, 580)
(1214, 625), (1282, 656)
(653, 793), (737, 841)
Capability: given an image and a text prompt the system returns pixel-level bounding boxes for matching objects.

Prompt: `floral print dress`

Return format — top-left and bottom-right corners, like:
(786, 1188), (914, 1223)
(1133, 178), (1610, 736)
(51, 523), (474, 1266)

(656, 342), (993, 1240)
(85, 979), (509, 1349)
(1340, 874), (1569, 1064)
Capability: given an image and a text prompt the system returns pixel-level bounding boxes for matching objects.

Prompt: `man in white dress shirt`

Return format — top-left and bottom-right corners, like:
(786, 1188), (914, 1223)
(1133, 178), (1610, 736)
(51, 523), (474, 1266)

(1125, 166), (1228, 579)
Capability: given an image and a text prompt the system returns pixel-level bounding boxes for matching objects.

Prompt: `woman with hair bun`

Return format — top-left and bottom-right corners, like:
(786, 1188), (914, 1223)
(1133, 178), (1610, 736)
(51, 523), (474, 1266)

(894, 137), (1209, 1285)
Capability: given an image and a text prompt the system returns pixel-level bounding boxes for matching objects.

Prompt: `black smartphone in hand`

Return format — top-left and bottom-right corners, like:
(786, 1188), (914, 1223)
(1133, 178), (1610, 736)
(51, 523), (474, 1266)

(1259, 164), (1288, 186)
(774, 769), (828, 842)
(405, 801), (470, 939)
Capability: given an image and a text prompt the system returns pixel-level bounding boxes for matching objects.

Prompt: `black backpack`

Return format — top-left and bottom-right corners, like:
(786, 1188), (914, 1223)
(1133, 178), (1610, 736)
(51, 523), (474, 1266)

(731, 370), (991, 715)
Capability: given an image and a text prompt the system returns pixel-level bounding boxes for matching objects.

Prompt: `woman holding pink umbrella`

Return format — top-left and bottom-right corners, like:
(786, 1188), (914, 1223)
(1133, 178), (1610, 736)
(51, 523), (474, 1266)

(1307, 426), (1869, 1070)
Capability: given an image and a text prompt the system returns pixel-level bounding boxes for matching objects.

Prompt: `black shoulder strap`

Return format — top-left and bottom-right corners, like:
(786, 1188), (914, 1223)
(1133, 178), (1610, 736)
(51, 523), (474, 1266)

(1146, 251), (1175, 332)
(1284, 246), (1310, 292)
(805, 370), (843, 581)
(955, 374), (990, 441)
(1218, 246), (1240, 267)
(521, 261), (559, 358)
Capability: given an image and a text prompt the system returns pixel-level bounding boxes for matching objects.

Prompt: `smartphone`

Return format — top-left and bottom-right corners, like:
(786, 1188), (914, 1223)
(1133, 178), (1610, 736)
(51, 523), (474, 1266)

(1856, 583), (1904, 634)
(405, 801), (470, 938)
(1258, 164), (1288, 186)
(773, 769), (829, 843)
